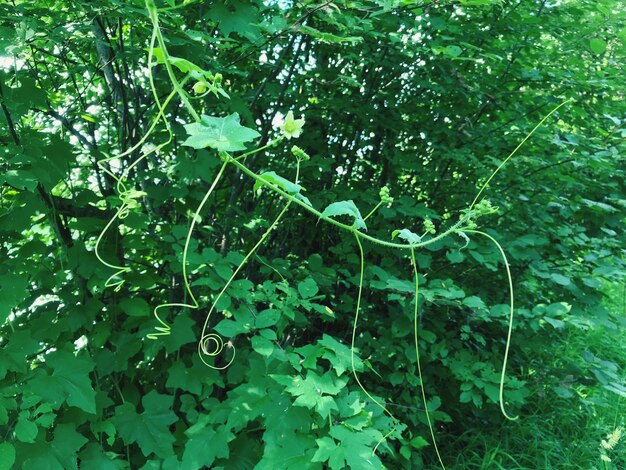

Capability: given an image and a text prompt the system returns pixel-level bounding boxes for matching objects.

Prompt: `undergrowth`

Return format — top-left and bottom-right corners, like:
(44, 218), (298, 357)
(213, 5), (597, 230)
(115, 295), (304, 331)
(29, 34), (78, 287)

(92, 1), (584, 467)
(424, 282), (626, 469)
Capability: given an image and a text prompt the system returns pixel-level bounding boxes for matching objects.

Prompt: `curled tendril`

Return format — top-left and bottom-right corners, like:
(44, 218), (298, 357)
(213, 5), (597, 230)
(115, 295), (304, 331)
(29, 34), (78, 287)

(145, 302), (187, 340)
(94, 22), (187, 292)
(198, 333), (236, 370)
(195, 180), (294, 369)
(145, 160), (229, 345)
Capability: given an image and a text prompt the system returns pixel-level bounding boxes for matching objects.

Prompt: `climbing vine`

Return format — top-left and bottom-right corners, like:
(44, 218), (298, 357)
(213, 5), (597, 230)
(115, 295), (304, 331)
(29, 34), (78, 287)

(2, 0), (624, 468)
(89, 2), (574, 465)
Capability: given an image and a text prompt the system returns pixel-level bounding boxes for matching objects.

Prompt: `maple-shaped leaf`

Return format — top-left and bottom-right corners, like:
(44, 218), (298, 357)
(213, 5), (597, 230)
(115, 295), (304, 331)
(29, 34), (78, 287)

(182, 424), (233, 469)
(22, 424), (88, 470)
(271, 371), (347, 417)
(79, 443), (126, 470)
(183, 113), (260, 152)
(206, 1), (261, 40)
(312, 425), (384, 469)
(113, 391), (177, 458)
(25, 351), (97, 414)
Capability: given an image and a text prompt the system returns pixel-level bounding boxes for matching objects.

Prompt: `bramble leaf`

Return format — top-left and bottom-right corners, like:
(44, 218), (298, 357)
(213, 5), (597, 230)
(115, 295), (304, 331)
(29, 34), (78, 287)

(255, 309), (281, 328)
(297, 278), (319, 298)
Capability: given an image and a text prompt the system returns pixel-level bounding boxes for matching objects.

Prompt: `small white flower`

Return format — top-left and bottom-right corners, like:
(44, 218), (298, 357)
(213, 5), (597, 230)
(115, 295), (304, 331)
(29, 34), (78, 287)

(278, 111), (305, 139)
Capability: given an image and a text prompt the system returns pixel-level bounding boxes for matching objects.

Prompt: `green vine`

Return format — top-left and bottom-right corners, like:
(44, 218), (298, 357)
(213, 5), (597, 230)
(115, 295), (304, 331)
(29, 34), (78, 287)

(89, 1), (574, 466)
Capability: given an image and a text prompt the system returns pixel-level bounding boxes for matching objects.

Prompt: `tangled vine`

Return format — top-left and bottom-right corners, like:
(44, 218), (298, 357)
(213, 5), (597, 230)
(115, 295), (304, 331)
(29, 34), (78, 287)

(93, 1), (571, 466)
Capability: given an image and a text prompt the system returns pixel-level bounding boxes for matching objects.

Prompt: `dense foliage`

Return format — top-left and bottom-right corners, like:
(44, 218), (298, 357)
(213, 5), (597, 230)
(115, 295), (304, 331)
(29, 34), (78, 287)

(1, 0), (625, 468)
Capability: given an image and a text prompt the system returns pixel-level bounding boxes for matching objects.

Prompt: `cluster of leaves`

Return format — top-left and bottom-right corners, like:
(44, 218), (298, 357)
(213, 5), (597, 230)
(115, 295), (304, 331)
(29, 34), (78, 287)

(1, 0), (625, 468)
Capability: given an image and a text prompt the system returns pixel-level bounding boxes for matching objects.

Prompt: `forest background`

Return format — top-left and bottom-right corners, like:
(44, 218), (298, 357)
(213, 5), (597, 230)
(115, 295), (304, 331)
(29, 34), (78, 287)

(0, 0), (625, 468)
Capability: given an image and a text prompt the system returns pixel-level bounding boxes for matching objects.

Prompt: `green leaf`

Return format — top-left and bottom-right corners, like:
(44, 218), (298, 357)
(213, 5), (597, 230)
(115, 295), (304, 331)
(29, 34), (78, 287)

(551, 273), (571, 286)
(22, 423), (88, 470)
(297, 278), (319, 298)
(165, 359), (209, 394)
(321, 200), (367, 230)
(183, 113), (260, 151)
(50, 424), (89, 468)
(446, 250), (465, 263)
(544, 317), (566, 329)
(463, 296), (486, 310)
(444, 45), (462, 57)
(15, 413), (38, 443)
(119, 297), (150, 317)
(272, 371), (347, 410)
(590, 38), (607, 54)
(214, 318), (252, 337)
(151, 48), (205, 74)
(79, 443), (126, 470)
(253, 171), (313, 207)
(385, 276), (415, 293)
(255, 309), (281, 328)
(207, 1), (261, 40)
(410, 436), (430, 449)
(318, 334), (363, 376)
(0, 273), (29, 323)
(182, 425), (232, 469)
(251, 335), (274, 357)
(391, 228), (422, 244)
(28, 351), (97, 414)
(113, 391), (177, 458)
(336, 391), (363, 418)
(91, 421), (116, 446)
(312, 426), (383, 469)
(253, 171), (301, 194)
(0, 330), (40, 378)
(0, 443), (15, 470)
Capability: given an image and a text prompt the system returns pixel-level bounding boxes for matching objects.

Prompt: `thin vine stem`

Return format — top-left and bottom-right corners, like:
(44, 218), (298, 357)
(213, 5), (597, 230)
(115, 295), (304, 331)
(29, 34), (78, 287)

(461, 229), (518, 421)
(147, 1), (200, 122)
(195, 159), (301, 368)
(228, 156), (471, 250)
(352, 234), (399, 454)
(410, 247), (446, 469)
(94, 26), (183, 291)
(470, 99), (572, 211)
(147, 159), (229, 340)
(197, 199), (292, 369)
